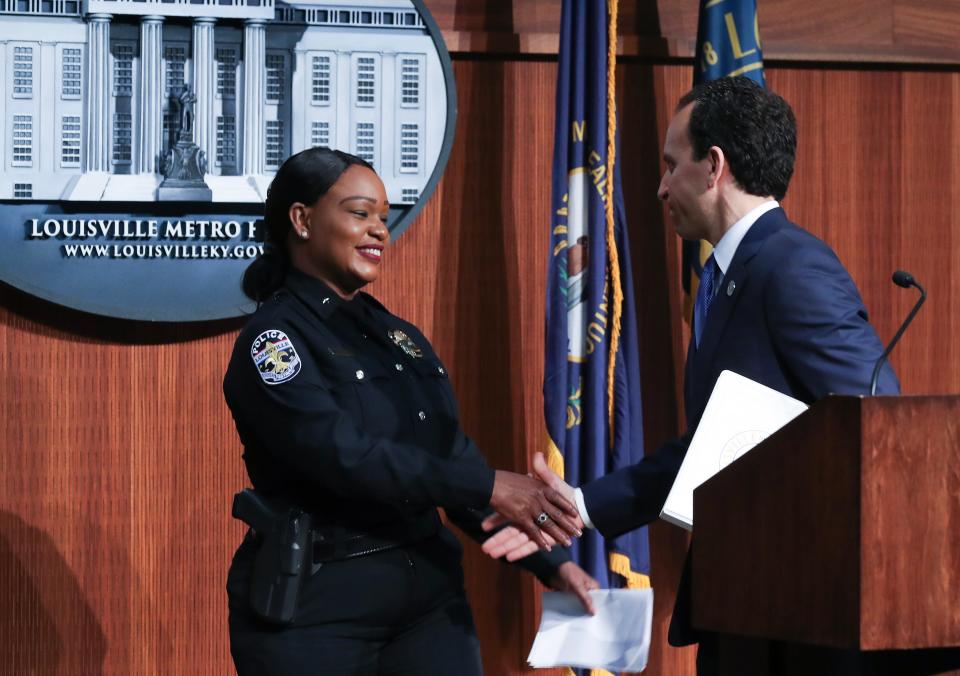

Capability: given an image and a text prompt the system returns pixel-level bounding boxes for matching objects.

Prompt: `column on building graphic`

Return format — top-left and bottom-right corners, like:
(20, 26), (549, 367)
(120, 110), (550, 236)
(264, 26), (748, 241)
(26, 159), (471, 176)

(137, 15), (163, 174)
(242, 18), (266, 176)
(86, 13), (111, 172)
(192, 17), (217, 170)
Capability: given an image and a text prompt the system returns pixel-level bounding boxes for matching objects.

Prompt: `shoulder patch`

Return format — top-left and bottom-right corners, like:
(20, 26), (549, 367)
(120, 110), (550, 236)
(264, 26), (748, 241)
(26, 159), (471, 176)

(250, 329), (302, 385)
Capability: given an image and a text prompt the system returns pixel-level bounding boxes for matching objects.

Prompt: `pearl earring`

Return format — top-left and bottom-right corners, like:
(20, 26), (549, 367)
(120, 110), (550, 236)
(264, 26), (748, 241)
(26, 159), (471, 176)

(299, 230), (309, 240)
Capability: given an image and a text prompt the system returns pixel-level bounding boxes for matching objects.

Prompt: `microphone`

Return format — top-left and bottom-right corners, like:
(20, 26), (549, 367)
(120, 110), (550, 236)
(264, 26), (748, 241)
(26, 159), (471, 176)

(892, 270), (915, 288)
(870, 270), (926, 395)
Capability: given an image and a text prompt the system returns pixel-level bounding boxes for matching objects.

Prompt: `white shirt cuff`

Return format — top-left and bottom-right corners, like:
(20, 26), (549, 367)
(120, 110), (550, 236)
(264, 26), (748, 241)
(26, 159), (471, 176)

(574, 487), (595, 530)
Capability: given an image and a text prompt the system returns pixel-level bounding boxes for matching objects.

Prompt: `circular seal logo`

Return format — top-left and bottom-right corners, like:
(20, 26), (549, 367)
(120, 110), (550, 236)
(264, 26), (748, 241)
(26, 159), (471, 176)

(0, 0), (455, 321)
(717, 430), (768, 470)
(250, 329), (301, 385)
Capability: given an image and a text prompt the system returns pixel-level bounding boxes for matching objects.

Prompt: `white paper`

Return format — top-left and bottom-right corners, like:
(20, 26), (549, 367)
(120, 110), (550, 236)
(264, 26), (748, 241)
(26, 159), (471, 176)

(660, 370), (808, 531)
(527, 589), (654, 672)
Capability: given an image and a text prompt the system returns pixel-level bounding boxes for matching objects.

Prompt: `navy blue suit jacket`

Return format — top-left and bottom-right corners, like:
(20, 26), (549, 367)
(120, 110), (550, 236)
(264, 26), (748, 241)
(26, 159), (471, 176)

(581, 207), (900, 644)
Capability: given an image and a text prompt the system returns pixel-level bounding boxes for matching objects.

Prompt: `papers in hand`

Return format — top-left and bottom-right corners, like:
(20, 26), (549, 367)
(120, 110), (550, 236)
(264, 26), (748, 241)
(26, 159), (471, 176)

(527, 589), (654, 672)
(660, 370), (808, 531)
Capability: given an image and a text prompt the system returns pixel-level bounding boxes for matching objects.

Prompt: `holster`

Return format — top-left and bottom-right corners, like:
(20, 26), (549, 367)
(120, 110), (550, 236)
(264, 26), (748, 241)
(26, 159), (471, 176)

(232, 489), (312, 625)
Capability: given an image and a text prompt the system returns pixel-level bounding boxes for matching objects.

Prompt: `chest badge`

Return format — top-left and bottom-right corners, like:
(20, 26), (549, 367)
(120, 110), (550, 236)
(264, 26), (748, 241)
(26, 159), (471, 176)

(388, 329), (423, 359)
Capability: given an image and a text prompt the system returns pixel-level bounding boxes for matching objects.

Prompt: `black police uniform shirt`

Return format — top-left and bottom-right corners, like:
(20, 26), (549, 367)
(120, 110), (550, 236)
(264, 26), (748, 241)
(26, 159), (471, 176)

(223, 268), (567, 582)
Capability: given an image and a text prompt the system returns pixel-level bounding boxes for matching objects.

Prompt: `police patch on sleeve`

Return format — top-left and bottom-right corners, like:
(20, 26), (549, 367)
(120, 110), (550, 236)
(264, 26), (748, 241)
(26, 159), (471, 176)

(251, 329), (302, 385)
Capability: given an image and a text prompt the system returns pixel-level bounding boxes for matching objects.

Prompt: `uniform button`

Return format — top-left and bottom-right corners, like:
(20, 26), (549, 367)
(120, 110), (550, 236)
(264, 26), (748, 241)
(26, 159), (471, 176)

(418, 411), (426, 421)
(395, 363), (404, 371)
(322, 297), (331, 304)
(437, 366), (445, 375)
(355, 370), (364, 380)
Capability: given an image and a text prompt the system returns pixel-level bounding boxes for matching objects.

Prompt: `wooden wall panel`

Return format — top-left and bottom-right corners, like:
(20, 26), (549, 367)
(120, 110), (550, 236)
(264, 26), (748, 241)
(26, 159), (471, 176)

(0, 305), (247, 675)
(430, 0), (960, 64)
(772, 67), (960, 395)
(3, 59), (960, 676)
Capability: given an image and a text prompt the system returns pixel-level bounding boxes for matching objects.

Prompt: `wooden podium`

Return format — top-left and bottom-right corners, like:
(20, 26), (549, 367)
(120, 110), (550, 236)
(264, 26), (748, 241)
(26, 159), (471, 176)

(692, 395), (960, 675)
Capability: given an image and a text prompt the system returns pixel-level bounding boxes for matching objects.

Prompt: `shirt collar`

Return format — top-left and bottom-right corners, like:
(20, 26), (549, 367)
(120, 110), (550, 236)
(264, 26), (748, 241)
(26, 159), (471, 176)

(284, 267), (357, 319)
(712, 200), (779, 275)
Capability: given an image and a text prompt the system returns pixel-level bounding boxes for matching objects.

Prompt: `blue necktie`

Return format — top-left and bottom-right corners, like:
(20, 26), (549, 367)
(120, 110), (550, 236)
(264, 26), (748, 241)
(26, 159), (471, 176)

(694, 255), (718, 347)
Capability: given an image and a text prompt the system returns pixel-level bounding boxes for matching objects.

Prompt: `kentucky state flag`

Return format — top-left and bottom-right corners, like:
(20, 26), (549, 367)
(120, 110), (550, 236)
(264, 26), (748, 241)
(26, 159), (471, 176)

(544, 1), (651, 661)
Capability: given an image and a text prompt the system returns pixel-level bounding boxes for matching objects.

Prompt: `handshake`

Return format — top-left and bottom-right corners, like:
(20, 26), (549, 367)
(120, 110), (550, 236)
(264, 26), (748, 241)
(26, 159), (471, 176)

(483, 452), (599, 613)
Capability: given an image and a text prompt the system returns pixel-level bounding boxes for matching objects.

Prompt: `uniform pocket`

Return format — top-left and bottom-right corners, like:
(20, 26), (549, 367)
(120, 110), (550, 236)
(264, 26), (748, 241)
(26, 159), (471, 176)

(316, 357), (390, 388)
(316, 357), (402, 438)
(410, 357), (457, 418)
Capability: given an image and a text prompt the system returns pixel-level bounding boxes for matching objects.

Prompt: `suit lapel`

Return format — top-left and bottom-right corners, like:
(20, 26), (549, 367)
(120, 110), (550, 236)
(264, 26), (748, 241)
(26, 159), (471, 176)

(688, 208), (790, 413)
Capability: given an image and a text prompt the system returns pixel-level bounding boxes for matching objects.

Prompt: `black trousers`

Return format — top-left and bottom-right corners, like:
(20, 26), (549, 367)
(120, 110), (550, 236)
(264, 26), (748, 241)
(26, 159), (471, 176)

(227, 527), (483, 676)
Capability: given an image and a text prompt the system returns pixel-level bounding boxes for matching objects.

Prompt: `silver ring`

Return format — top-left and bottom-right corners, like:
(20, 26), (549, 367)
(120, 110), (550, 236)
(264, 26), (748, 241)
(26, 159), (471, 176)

(535, 512), (549, 526)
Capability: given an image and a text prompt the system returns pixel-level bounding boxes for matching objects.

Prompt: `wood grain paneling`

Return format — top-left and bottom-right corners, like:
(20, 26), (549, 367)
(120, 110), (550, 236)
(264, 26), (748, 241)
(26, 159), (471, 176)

(694, 397), (867, 647)
(894, 1), (960, 51)
(429, 0), (960, 64)
(2, 56), (960, 676)
(0, 299), (247, 675)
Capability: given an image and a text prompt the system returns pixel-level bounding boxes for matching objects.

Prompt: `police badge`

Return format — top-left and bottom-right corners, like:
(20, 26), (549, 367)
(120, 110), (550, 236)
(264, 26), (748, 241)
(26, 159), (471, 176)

(251, 329), (302, 385)
(388, 329), (423, 359)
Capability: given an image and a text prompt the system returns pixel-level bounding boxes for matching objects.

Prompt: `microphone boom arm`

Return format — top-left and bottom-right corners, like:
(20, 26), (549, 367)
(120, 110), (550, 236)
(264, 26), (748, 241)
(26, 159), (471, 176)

(870, 277), (926, 395)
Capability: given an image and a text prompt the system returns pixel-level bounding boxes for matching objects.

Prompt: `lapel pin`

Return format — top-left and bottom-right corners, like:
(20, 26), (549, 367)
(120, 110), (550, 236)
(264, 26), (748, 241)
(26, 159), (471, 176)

(726, 280), (736, 297)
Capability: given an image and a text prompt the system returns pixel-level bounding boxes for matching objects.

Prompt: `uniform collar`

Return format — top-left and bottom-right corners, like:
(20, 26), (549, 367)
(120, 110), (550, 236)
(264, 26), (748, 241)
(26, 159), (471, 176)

(284, 267), (363, 320)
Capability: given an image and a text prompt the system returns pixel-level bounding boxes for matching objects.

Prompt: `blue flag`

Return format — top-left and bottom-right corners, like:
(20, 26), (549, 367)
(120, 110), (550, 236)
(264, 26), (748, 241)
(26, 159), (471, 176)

(545, 0), (650, 620)
(684, 0), (766, 306)
(694, 0), (766, 86)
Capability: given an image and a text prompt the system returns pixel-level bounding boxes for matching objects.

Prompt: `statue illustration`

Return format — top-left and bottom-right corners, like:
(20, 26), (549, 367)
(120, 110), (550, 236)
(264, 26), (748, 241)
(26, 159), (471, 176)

(158, 84), (212, 200)
(177, 85), (196, 141)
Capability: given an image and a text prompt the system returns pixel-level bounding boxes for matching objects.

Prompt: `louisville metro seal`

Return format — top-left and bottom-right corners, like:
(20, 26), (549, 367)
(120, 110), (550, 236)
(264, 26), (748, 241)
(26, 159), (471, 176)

(251, 329), (302, 385)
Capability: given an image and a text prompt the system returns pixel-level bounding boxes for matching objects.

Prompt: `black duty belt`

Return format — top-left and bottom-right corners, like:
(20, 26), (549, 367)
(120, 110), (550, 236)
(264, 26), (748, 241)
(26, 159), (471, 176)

(311, 510), (441, 563)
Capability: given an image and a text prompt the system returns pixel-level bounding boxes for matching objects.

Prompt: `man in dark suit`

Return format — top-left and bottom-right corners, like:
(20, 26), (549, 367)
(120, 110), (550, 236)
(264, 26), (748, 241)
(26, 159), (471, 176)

(484, 76), (900, 673)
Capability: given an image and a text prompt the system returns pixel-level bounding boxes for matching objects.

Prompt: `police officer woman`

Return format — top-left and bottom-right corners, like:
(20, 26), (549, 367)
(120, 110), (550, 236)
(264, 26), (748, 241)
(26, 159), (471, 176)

(224, 147), (596, 675)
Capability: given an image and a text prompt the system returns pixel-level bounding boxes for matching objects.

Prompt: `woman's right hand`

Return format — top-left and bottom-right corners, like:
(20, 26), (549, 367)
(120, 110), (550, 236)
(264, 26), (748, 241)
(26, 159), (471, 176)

(488, 470), (583, 550)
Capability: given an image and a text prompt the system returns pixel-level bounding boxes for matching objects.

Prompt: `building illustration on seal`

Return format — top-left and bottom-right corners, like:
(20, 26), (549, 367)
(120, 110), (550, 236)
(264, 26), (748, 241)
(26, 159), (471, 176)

(0, 0), (445, 204)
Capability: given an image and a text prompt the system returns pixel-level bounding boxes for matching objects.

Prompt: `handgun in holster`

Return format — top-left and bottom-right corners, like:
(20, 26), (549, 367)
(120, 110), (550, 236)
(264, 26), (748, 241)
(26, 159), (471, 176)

(232, 488), (312, 625)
